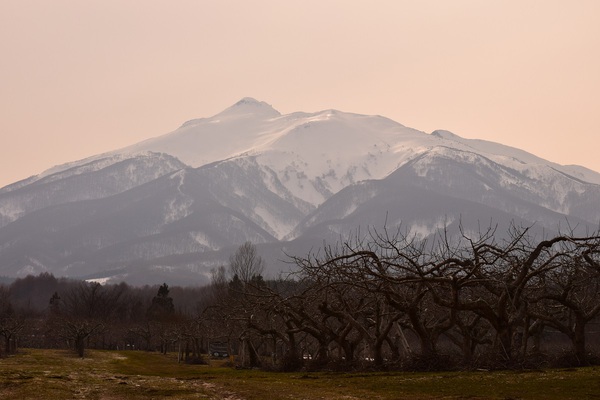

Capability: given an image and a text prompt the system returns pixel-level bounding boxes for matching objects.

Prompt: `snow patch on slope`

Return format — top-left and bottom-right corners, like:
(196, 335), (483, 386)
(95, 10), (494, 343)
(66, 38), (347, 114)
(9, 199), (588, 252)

(189, 231), (220, 250)
(407, 216), (456, 240)
(17, 257), (48, 277)
(164, 169), (194, 224)
(253, 205), (296, 240)
(0, 201), (24, 222)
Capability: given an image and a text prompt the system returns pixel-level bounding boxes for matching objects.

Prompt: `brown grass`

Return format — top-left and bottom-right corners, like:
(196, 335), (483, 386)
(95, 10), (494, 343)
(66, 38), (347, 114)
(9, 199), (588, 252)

(1, 349), (599, 399)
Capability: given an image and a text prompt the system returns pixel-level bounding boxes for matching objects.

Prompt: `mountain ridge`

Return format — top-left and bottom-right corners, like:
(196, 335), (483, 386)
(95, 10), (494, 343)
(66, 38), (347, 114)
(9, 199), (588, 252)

(1, 98), (599, 285)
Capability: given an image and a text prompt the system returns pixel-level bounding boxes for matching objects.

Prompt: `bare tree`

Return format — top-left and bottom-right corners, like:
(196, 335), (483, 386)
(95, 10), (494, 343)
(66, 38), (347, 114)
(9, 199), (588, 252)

(47, 281), (129, 357)
(528, 238), (600, 365)
(0, 286), (24, 356)
(229, 242), (265, 283)
(285, 225), (600, 370)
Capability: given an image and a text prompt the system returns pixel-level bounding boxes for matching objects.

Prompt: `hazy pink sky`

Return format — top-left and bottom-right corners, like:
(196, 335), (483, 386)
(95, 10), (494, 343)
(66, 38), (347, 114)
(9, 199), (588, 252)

(1, 1), (599, 187)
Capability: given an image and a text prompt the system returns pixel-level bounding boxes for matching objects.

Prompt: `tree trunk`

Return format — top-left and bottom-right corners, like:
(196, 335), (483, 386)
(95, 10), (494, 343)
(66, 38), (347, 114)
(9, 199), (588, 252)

(342, 341), (355, 363)
(573, 317), (588, 365)
(460, 336), (474, 365)
(373, 338), (385, 367)
(385, 336), (401, 363)
(418, 335), (437, 358)
(495, 325), (513, 362)
(4, 335), (11, 355)
(76, 337), (86, 358)
(315, 340), (329, 365)
(407, 309), (437, 358)
(247, 339), (261, 367)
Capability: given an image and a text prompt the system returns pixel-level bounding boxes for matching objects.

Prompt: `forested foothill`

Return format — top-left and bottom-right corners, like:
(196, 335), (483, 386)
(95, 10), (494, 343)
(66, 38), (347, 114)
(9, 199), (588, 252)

(1, 226), (600, 372)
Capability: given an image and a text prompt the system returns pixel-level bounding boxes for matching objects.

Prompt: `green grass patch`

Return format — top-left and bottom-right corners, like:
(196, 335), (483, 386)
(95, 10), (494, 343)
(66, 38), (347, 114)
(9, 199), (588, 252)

(1, 349), (599, 399)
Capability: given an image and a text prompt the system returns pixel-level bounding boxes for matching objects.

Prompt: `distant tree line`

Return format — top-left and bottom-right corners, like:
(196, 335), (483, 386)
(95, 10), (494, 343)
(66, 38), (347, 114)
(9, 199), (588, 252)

(0, 274), (210, 359)
(1, 230), (600, 371)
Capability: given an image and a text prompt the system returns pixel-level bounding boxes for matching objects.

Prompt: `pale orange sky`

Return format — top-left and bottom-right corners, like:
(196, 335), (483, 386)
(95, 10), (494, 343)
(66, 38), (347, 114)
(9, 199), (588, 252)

(1, 1), (599, 187)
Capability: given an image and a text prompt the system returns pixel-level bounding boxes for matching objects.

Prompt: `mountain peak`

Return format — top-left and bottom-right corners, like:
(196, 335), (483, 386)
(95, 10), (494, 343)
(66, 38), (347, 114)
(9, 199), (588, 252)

(431, 130), (461, 140)
(217, 97), (281, 119)
(234, 97), (266, 106)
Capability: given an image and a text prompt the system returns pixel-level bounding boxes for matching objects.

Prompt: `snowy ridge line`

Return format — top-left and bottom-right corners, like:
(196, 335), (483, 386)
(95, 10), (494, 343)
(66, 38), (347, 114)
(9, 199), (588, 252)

(1, 98), (600, 286)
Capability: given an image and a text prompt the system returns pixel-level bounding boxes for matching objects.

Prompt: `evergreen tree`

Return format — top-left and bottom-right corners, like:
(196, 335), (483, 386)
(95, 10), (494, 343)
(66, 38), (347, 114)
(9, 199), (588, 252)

(147, 283), (175, 321)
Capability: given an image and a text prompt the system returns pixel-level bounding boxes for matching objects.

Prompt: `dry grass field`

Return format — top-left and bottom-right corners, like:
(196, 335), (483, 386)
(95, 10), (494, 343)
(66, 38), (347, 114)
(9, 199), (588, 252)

(1, 349), (599, 399)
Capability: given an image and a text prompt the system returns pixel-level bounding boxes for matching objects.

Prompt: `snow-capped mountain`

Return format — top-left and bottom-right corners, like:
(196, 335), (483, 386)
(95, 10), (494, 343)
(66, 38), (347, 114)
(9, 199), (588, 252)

(1, 98), (599, 286)
(0, 153), (184, 227)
